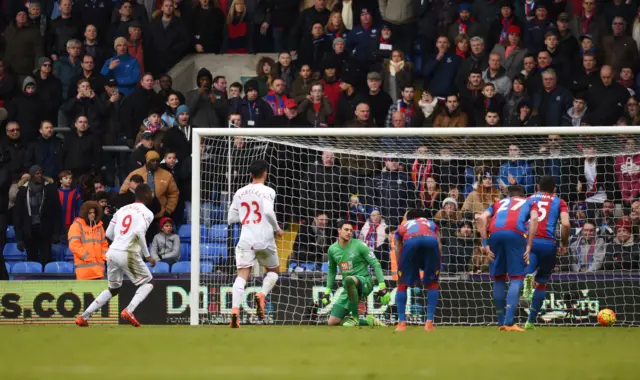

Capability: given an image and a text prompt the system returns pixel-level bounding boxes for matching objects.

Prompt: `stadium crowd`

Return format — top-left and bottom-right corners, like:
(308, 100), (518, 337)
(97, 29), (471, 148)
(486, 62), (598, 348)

(0, 0), (639, 281)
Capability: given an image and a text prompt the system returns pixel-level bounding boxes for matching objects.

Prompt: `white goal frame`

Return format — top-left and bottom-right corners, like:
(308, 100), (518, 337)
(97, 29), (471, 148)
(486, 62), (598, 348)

(189, 126), (640, 326)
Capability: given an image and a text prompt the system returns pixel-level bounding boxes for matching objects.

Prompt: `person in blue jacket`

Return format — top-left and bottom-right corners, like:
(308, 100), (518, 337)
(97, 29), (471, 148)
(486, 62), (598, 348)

(423, 36), (462, 98)
(345, 7), (380, 71)
(499, 143), (536, 195)
(100, 36), (141, 97)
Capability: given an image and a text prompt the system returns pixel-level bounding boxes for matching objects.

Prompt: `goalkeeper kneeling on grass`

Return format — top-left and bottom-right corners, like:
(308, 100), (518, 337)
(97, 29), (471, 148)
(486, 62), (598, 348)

(322, 220), (390, 327)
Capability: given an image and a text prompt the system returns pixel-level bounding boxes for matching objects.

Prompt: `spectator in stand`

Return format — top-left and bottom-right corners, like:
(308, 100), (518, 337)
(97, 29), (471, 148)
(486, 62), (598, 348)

(0, 141), (9, 280)
(48, 0), (81, 59)
(121, 150), (179, 219)
(101, 36), (141, 97)
(461, 169), (501, 220)
(345, 7), (380, 72)
(491, 25), (527, 81)
(604, 219), (639, 270)
(596, 200), (617, 243)
(126, 22), (148, 74)
(230, 79), (273, 127)
(434, 94), (469, 128)
(211, 76), (227, 104)
(25, 121), (64, 179)
(474, 83), (505, 125)
(69, 55), (105, 100)
(570, 51), (599, 94)
(320, 58), (341, 125)
(291, 64), (313, 104)
(420, 176), (440, 216)
(335, 73), (359, 126)
(64, 115), (102, 178)
(300, 150), (346, 221)
(264, 78), (290, 116)
(8, 77), (44, 143)
(27, 0), (48, 39)
(367, 157), (418, 228)
(602, 17), (639, 74)
(459, 69), (485, 126)
(619, 67), (636, 97)
(274, 53), (295, 96)
(265, 99), (310, 127)
(570, 221), (606, 272)
(146, 0), (190, 76)
(544, 32), (570, 82)
(108, 1), (135, 47)
(325, 10), (347, 44)
(263, 0), (299, 52)
(457, 36), (489, 91)
(75, 0), (112, 39)
(0, 60), (16, 119)
(378, 0), (415, 56)
(222, 0), (254, 54)
(521, 53), (537, 90)
(574, 139), (616, 205)
(115, 173), (160, 213)
(447, 3), (483, 46)
(384, 84), (416, 128)
(562, 93), (589, 126)
(163, 105), (192, 161)
(484, 108), (501, 126)
(433, 197), (463, 241)
(424, 36), (461, 98)
(57, 169), (82, 232)
(129, 131), (154, 172)
(122, 73), (162, 141)
(615, 136), (640, 205)
(228, 82), (243, 103)
(631, 201), (640, 236)
(62, 79), (106, 134)
(189, 0), (225, 54)
(623, 96), (640, 125)
(524, 3), (555, 54)
(381, 50), (413, 103)
(298, 83), (333, 127)
(68, 201), (108, 280)
(3, 10), (44, 77)
(161, 92), (181, 127)
(134, 109), (169, 145)
(535, 134), (574, 200)
(185, 68), (224, 129)
(413, 90), (441, 127)
(569, 0), (606, 48)
(587, 65), (631, 126)
(93, 177), (119, 206)
(487, 1), (522, 51)
(160, 150), (187, 224)
(355, 72), (392, 127)
(291, 212), (331, 268)
(82, 25), (108, 72)
(290, 0), (331, 55)
(14, 165), (61, 265)
(298, 22), (331, 74)
(34, 57), (63, 126)
(343, 102), (374, 127)
(502, 75), (528, 126)
(256, 57), (278, 97)
(498, 143), (535, 195)
(1, 122), (28, 182)
(532, 68), (572, 127)
(94, 191), (114, 227)
(444, 220), (476, 273)
(556, 13), (579, 58)
(99, 78), (125, 146)
(150, 217), (181, 264)
(360, 207), (390, 270)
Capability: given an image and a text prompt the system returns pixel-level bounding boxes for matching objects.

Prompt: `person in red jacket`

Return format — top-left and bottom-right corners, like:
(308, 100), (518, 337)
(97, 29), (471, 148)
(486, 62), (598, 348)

(320, 56), (341, 126)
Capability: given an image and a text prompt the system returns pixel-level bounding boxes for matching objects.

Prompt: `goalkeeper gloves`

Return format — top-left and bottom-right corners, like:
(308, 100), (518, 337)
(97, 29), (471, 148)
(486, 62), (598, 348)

(377, 283), (391, 305)
(320, 288), (332, 306)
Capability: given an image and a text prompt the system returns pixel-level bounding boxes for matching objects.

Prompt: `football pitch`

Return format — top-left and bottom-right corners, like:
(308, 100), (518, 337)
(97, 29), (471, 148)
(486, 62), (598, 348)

(2, 325), (638, 380)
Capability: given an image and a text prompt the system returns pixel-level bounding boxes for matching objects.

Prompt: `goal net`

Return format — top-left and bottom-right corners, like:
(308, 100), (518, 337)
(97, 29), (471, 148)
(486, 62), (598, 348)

(189, 127), (640, 327)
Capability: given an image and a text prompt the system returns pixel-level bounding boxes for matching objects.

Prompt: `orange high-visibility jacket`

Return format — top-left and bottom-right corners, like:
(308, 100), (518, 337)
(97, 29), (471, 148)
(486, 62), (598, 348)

(68, 203), (108, 280)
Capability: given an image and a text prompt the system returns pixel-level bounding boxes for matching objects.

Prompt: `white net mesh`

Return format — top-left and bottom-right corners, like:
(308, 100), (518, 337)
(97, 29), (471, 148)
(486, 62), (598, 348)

(193, 129), (640, 326)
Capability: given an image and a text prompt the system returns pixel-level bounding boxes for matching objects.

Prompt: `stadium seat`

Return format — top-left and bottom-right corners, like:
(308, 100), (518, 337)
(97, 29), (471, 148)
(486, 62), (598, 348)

(288, 261), (298, 272)
(201, 262), (213, 273)
(44, 261), (74, 274)
(11, 261), (43, 274)
(172, 261), (191, 273)
(6, 225), (15, 241)
(201, 243), (227, 263)
(210, 205), (226, 223)
(52, 244), (67, 261)
(179, 243), (191, 261)
(210, 224), (228, 242)
(147, 261), (170, 273)
(178, 224), (191, 242)
(64, 247), (74, 261)
(4, 262), (11, 273)
(321, 263), (329, 272)
(3, 243), (26, 261)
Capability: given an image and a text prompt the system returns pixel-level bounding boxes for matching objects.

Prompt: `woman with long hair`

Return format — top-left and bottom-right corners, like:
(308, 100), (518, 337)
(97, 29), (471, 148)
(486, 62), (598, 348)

(222, 0), (253, 54)
(382, 49), (413, 102)
(325, 11), (346, 42)
(421, 176), (441, 217)
(254, 56), (276, 97)
(502, 74), (528, 126)
(455, 34), (470, 60)
(491, 25), (527, 79)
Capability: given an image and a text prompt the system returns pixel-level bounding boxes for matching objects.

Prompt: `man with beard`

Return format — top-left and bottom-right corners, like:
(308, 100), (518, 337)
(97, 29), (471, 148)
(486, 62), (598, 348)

(459, 69), (485, 126)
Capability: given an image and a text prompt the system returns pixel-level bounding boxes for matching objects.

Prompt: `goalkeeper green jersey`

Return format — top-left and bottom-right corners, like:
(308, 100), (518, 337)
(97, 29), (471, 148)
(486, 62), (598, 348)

(326, 239), (385, 290)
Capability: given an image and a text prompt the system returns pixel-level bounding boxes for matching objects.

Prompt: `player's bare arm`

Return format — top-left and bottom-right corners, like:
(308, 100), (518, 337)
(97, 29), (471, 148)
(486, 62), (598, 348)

(524, 210), (539, 262)
(559, 211), (571, 255)
(478, 211), (494, 260)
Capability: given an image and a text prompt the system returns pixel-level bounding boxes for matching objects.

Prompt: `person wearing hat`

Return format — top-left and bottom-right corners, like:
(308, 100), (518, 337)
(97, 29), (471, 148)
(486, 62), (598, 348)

(354, 71), (393, 127)
(461, 168), (501, 221)
(345, 7), (381, 71)
(185, 67), (223, 129)
(32, 56), (63, 126)
(100, 36), (141, 97)
(604, 218), (638, 270)
(7, 76), (44, 142)
(336, 71), (360, 126)
(121, 149), (179, 220)
(491, 24), (528, 80)
(14, 164), (62, 265)
(162, 105), (193, 161)
(555, 12), (579, 61)
(3, 10), (44, 77)
(150, 216), (181, 264)
(516, 98), (539, 126)
(320, 56), (341, 125)
(447, 3), (484, 47)
(229, 79), (273, 128)
(487, 0), (523, 49)
(524, 2), (555, 54)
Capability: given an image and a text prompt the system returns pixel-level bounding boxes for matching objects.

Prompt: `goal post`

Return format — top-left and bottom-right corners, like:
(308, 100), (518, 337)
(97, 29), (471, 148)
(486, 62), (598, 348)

(190, 127), (640, 326)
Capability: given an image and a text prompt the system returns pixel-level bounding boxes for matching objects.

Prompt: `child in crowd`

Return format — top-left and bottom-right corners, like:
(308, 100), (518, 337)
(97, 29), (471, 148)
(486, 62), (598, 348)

(151, 217), (181, 265)
(135, 109), (169, 145)
(58, 170), (82, 234)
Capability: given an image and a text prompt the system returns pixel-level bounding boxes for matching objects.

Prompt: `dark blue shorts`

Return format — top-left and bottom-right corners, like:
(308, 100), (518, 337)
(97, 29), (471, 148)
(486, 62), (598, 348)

(489, 230), (526, 278)
(529, 238), (557, 284)
(397, 236), (440, 286)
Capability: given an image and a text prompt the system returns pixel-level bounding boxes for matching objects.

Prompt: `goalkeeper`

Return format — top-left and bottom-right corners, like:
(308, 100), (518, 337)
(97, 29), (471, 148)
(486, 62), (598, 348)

(322, 220), (390, 327)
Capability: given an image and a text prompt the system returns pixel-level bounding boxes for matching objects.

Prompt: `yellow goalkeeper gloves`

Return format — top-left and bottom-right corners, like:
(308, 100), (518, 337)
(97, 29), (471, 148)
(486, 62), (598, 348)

(377, 283), (391, 305)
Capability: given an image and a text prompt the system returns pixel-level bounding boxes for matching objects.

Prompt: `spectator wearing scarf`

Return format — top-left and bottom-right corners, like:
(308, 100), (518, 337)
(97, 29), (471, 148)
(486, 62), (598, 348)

(447, 3), (484, 46)
(570, 222), (606, 272)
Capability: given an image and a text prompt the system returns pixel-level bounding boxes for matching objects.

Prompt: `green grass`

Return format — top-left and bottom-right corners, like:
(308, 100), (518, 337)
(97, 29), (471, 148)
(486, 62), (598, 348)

(2, 325), (639, 380)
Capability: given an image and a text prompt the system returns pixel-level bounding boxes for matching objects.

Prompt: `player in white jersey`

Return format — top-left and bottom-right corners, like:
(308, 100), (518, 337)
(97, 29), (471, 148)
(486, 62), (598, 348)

(75, 185), (156, 327)
(227, 159), (283, 328)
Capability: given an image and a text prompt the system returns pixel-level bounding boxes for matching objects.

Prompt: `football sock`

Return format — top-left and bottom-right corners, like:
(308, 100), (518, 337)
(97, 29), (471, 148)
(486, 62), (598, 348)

(260, 272), (278, 296)
(358, 319), (369, 326)
(426, 289), (439, 322)
(127, 283), (153, 313)
(505, 279), (523, 326)
(396, 290), (408, 322)
(528, 285), (547, 323)
(344, 277), (358, 303)
(232, 277), (246, 309)
(82, 290), (112, 319)
(493, 280), (507, 326)
(348, 300), (359, 319)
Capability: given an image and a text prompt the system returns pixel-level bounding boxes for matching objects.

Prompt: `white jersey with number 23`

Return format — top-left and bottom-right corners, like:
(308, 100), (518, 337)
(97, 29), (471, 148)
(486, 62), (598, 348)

(228, 183), (279, 254)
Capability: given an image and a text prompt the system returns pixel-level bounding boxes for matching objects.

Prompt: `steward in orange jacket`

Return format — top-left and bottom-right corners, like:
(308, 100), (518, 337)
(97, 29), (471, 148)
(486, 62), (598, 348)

(68, 201), (109, 280)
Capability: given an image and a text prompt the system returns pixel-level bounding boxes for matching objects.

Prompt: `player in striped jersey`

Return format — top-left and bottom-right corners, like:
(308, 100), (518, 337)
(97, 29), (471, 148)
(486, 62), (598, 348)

(478, 185), (538, 331)
(523, 176), (571, 329)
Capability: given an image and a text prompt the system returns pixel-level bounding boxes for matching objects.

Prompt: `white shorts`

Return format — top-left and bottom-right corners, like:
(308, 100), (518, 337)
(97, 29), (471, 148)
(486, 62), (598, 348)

(235, 247), (279, 269)
(106, 249), (153, 289)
